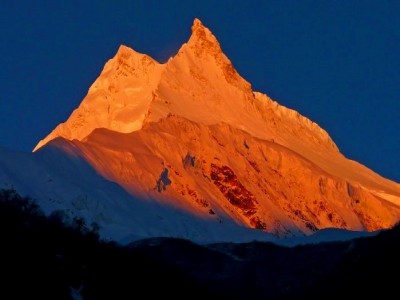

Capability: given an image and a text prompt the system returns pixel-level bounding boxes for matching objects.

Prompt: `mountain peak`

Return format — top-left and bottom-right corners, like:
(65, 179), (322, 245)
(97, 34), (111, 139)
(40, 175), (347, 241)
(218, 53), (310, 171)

(116, 44), (137, 56)
(112, 44), (159, 72)
(28, 18), (400, 242)
(191, 18), (206, 33)
(187, 18), (221, 56)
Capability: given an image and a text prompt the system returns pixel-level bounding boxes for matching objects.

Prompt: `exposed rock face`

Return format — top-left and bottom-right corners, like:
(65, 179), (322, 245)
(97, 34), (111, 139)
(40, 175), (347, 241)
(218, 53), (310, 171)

(210, 164), (258, 216)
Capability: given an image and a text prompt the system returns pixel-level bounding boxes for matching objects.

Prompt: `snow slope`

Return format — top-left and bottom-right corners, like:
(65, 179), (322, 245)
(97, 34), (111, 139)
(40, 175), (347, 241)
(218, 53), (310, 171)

(34, 45), (164, 151)
(0, 145), (276, 243)
(59, 115), (400, 235)
(0, 142), (382, 245)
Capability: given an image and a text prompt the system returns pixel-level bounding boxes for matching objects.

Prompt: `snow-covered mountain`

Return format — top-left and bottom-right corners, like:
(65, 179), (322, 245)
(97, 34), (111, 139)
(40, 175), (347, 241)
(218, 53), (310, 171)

(2, 19), (400, 243)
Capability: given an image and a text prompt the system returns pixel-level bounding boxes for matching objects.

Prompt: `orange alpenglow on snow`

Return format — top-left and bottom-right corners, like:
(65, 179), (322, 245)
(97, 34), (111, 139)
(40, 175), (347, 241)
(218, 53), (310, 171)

(33, 18), (400, 237)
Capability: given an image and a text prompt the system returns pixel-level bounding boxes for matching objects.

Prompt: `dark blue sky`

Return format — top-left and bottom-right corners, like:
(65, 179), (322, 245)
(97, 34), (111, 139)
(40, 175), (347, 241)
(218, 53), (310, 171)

(1, 1), (399, 182)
